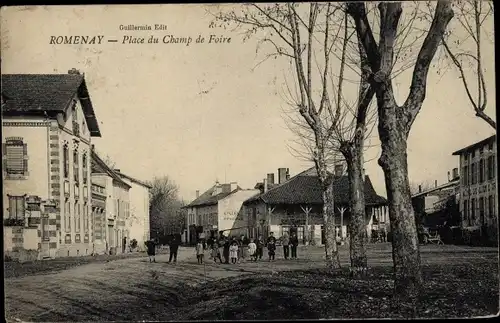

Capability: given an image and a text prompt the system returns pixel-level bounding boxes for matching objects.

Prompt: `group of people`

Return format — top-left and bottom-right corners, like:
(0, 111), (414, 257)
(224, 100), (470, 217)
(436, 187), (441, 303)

(145, 234), (181, 263)
(195, 231), (300, 264)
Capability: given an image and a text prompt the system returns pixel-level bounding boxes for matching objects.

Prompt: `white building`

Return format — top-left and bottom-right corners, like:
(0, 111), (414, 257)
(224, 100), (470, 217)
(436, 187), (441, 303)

(2, 70), (101, 258)
(183, 181), (259, 244)
(115, 170), (151, 250)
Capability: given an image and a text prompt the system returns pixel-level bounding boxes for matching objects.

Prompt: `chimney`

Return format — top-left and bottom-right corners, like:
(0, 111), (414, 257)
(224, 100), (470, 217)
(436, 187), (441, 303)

(263, 178), (268, 193)
(419, 185), (422, 193)
(196, 190), (200, 198)
(278, 168), (287, 184)
(334, 164), (343, 177)
(267, 173), (275, 185)
(68, 68), (81, 75)
(435, 180), (438, 188)
(447, 171), (451, 182)
(452, 168), (459, 180)
(114, 169), (120, 173)
(230, 182), (238, 192)
(91, 144), (95, 151)
(221, 184), (231, 193)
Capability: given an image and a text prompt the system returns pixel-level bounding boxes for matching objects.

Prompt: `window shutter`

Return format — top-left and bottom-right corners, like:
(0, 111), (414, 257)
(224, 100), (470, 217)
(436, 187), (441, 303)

(23, 143), (28, 175)
(2, 143), (6, 171)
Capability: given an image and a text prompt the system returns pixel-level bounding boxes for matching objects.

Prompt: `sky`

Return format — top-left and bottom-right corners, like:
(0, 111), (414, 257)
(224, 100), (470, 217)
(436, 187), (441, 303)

(1, 4), (496, 202)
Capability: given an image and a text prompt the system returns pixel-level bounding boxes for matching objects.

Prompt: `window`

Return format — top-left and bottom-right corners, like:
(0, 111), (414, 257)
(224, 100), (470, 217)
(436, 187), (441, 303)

(65, 198), (71, 232)
(479, 197), (484, 222)
(82, 153), (88, 184)
(83, 203), (88, 232)
(488, 195), (495, 218)
(471, 150), (475, 158)
(3, 138), (28, 176)
(479, 159), (485, 183)
(73, 150), (79, 183)
(282, 226), (290, 237)
(463, 200), (470, 224)
(8, 195), (25, 219)
(75, 202), (81, 232)
(63, 144), (69, 178)
(72, 100), (78, 121)
(463, 165), (469, 185)
(487, 156), (495, 180)
(471, 163), (476, 185)
(471, 198), (476, 222)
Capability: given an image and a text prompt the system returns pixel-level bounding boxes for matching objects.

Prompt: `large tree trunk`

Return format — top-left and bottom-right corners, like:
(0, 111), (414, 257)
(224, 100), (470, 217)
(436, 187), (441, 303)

(323, 183), (340, 269)
(377, 87), (422, 302)
(344, 147), (368, 276)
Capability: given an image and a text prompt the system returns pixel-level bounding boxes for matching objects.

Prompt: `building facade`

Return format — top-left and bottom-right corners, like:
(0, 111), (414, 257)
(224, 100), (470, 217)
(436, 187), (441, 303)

(243, 167), (388, 245)
(184, 182), (259, 244)
(452, 135), (497, 242)
(115, 170), (152, 250)
(91, 150), (131, 254)
(2, 70), (101, 258)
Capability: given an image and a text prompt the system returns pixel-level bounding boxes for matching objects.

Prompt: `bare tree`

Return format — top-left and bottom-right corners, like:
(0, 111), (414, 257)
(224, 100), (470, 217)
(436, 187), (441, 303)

(213, 3), (345, 269)
(148, 176), (183, 239)
(346, 1), (454, 302)
(438, 0), (495, 129)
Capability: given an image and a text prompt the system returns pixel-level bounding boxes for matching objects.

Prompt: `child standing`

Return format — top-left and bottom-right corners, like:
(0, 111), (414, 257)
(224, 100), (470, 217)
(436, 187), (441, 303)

(248, 239), (257, 262)
(196, 240), (205, 264)
(229, 241), (239, 264)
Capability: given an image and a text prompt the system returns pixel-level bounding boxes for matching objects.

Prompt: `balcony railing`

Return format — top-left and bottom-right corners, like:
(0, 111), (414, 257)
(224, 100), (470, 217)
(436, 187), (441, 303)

(72, 120), (80, 137)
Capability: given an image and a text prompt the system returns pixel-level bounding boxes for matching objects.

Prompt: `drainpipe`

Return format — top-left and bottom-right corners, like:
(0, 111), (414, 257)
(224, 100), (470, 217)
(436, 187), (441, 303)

(45, 111), (51, 201)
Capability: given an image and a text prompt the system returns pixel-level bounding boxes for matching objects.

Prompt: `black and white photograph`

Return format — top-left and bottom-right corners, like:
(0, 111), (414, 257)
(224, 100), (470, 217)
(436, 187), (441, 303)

(1, 2), (498, 320)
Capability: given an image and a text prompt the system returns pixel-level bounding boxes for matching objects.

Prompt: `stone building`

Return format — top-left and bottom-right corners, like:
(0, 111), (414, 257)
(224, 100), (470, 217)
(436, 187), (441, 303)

(2, 70), (101, 257)
(243, 166), (388, 245)
(452, 134), (497, 242)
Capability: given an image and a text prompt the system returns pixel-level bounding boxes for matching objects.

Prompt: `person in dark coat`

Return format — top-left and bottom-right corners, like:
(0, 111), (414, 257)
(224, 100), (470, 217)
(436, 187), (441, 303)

(256, 235), (264, 260)
(267, 232), (277, 261)
(169, 234), (180, 263)
(290, 232), (299, 259)
(223, 236), (231, 264)
(145, 239), (156, 262)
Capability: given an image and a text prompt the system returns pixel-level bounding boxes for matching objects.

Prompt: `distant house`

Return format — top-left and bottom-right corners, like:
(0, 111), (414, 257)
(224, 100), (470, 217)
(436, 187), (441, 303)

(183, 182), (259, 244)
(91, 150), (131, 255)
(114, 170), (152, 251)
(411, 175), (460, 229)
(452, 134), (497, 242)
(243, 166), (388, 245)
(2, 70), (101, 258)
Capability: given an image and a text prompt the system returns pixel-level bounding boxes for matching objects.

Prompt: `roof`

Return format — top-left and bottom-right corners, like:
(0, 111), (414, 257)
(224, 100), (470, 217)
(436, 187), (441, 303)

(183, 184), (242, 208)
(1, 73), (101, 137)
(244, 167), (387, 206)
(115, 171), (152, 189)
(452, 134), (496, 155)
(411, 179), (459, 198)
(91, 150), (131, 189)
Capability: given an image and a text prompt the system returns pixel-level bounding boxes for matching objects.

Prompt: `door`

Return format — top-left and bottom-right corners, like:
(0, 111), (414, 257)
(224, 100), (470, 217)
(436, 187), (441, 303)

(321, 226), (325, 245)
(297, 226), (304, 244)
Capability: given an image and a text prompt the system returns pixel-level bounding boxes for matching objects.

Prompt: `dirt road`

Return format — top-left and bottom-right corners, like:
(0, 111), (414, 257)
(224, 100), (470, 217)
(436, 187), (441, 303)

(5, 244), (498, 322)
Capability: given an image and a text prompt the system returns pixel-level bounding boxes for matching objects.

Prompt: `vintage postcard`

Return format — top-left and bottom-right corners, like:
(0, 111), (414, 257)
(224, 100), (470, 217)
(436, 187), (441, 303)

(1, 3), (498, 321)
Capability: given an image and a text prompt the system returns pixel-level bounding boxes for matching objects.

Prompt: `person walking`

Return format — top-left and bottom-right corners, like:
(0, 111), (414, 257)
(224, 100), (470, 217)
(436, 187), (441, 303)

(256, 235), (264, 261)
(211, 237), (223, 263)
(223, 236), (231, 264)
(195, 239), (205, 264)
(169, 234), (180, 263)
(290, 232), (299, 259)
(229, 241), (239, 264)
(248, 238), (257, 261)
(145, 239), (156, 263)
(281, 232), (290, 260)
(267, 232), (277, 261)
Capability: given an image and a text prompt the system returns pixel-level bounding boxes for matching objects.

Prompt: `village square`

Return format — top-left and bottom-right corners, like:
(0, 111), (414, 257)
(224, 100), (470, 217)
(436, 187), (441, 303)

(2, 2), (498, 321)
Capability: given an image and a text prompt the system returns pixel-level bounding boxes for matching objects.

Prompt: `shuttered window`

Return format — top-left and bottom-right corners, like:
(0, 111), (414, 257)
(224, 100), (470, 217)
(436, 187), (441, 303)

(3, 139), (28, 176)
(8, 195), (25, 219)
(63, 145), (69, 178)
(82, 153), (88, 184)
(73, 150), (79, 183)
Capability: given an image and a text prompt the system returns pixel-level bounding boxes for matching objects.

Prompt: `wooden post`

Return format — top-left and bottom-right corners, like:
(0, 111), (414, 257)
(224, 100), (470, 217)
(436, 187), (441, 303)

(300, 205), (312, 245)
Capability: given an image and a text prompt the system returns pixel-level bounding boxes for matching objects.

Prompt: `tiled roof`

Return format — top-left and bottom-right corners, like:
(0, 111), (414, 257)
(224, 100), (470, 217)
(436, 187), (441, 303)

(451, 134), (496, 155)
(244, 169), (387, 206)
(184, 184), (242, 208)
(1, 73), (101, 137)
(91, 150), (131, 189)
(115, 171), (152, 189)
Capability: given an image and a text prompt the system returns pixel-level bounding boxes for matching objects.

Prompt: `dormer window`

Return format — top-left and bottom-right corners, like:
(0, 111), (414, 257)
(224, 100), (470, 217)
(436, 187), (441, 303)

(72, 99), (78, 121)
